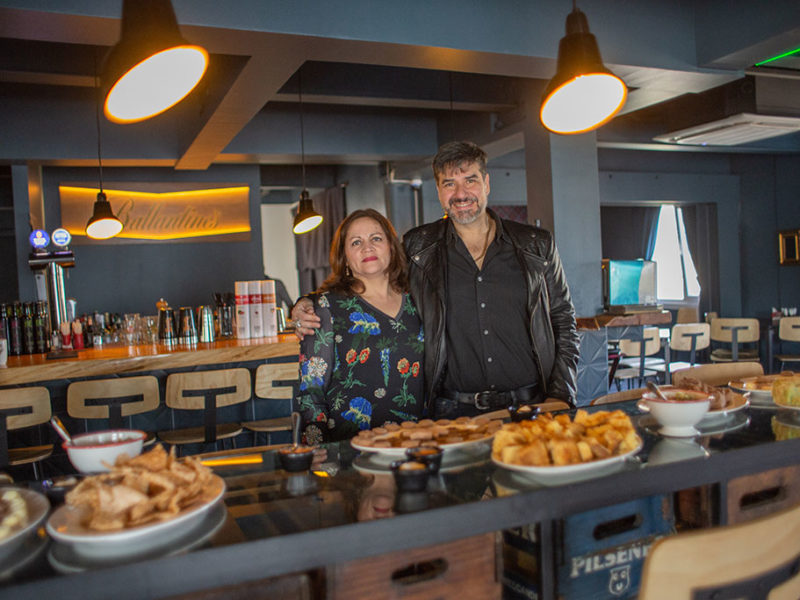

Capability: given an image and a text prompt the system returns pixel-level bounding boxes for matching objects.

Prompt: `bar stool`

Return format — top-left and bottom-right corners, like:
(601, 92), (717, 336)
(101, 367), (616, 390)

(651, 323), (710, 384)
(776, 316), (800, 372)
(0, 386), (53, 480)
(243, 361), (298, 445)
(66, 375), (160, 444)
(709, 318), (760, 362)
(613, 327), (662, 390)
(158, 368), (250, 454)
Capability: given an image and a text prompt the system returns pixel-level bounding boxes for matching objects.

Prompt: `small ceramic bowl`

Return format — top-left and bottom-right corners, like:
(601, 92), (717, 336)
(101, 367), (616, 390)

(390, 459), (430, 493)
(278, 445), (314, 472)
(640, 389), (712, 437)
(63, 430), (146, 473)
(405, 446), (443, 473)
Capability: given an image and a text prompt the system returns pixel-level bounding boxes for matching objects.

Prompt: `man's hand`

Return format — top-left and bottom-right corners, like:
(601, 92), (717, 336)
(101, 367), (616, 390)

(291, 297), (321, 340)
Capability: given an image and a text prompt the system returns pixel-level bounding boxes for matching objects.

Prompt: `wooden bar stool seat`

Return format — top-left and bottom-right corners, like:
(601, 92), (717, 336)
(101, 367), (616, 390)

(0, 387), (53, 479)
(158, 368), (251, 452)
(67, 375), (160, 445)
(243, 361), (298, 445)
(672, 361), (764, 387)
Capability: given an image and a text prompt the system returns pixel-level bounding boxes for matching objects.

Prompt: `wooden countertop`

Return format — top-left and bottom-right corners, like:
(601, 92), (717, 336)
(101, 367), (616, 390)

(0, 335), (300, 386)
(578, 311), (673, 330)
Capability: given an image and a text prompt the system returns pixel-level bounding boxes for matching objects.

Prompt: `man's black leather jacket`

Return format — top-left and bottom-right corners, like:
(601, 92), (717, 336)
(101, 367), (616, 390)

(403, 216), (580, 412)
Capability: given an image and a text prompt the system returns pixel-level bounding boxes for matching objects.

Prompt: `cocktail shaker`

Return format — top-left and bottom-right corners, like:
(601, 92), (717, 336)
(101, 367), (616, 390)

(178, 307), (198, 344)
(197, 305), (215, 343)
(158, 307), (177, 345)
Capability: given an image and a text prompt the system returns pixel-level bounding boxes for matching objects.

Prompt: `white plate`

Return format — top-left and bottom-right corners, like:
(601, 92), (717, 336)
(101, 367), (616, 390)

(699, 392), (750, 424)
(729, 378), (777, 407)
(48, 502), (227, 573)
(696, 411), (751, 436)
(491, 442), (642, 485)
(46, 474), (225, 560)
(352, 447), (490, 474)
(0, 487), (49, 564)
(351, 434), (494, 462)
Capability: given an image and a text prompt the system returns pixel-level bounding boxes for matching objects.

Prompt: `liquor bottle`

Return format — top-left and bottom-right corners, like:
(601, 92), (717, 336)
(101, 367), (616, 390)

(34, 301), (49, 353)
(0, 303), (8, 348)
(22, 302), (36, 354)
(8, 302), (23, 356)
(84, 314), (94, 348)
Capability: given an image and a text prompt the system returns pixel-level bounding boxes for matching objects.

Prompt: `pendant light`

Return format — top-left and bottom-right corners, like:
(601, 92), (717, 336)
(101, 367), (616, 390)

(292, 71), (323, 235)
(86, 64), (123, 240)
(103, 0), (208, 124)
(540, 2), (627, 135)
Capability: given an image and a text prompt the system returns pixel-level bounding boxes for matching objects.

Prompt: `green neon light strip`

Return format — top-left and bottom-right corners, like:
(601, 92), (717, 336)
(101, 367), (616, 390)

(755, 47), (800, 66)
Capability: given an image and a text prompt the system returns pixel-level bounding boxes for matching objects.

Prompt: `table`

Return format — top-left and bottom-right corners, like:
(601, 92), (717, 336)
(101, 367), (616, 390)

(4, 400), (800, 600)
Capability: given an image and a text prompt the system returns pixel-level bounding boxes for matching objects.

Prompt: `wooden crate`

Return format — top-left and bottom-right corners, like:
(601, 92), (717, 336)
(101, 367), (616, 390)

(327, 533), (500, 600)
(726, 464), (800, 524)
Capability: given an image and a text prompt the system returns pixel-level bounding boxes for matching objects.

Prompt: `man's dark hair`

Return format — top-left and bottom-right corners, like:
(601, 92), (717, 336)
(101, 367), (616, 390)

(431, 141), (488, 183)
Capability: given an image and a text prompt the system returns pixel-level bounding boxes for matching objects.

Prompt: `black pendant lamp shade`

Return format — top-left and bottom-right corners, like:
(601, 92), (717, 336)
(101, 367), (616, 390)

(540, 7), (627, 134)
(103, 0), (208, 124)
(293, 190), (323, 234)
(86, 192), (123, 240)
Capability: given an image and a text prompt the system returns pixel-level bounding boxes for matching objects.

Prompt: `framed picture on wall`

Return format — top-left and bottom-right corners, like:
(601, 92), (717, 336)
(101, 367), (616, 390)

(778, 230), (800, 265)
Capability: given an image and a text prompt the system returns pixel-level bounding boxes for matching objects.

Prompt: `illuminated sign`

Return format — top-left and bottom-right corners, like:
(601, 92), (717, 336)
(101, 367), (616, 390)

(29, 229), (50, 249)
(58, 185), (251, 244)
(52, 228), (72, 247)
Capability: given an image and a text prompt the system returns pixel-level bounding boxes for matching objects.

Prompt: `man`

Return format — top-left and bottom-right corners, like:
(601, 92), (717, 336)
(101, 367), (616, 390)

(294, 141), (579, 417)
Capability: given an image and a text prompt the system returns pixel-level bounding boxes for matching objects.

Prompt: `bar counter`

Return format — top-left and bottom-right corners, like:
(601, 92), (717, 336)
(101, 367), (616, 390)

(4, 399), (800, 600)
(0, 336), (300, 386)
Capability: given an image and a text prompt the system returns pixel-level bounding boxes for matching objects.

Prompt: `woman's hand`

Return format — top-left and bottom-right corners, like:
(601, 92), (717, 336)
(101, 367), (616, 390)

(291, 298), (322, 340)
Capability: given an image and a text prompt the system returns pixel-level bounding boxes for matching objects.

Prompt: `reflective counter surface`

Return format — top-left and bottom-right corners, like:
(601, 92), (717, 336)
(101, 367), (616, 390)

(4, 400), (800, 600)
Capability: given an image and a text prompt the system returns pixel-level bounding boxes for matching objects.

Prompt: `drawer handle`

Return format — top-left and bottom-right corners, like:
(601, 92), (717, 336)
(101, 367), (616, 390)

(593, 514), (642, 540)
(740, 485), (785, 511)
(391, 558), (448, 586)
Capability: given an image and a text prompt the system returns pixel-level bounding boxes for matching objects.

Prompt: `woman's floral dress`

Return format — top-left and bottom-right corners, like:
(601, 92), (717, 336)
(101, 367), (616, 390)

(296, 291), (424, 444)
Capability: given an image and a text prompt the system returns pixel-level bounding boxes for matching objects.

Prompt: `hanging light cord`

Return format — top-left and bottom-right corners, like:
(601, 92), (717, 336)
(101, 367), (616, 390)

(93, 51), (104, 195)
(299, 70), (306, 191)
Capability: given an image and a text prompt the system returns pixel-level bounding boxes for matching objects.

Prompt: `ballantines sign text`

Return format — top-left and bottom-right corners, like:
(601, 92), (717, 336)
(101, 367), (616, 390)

(59, 185), (251, 244)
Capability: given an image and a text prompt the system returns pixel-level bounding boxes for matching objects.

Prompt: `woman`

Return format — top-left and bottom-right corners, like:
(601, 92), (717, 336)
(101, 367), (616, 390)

(297, 209), (424, 444)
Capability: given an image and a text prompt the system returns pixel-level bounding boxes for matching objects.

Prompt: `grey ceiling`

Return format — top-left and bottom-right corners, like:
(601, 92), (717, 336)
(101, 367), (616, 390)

(1, 0), (799, 174)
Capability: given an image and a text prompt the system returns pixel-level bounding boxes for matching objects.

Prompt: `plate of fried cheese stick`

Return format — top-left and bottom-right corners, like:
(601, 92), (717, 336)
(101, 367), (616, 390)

(491, 410), (642, 483)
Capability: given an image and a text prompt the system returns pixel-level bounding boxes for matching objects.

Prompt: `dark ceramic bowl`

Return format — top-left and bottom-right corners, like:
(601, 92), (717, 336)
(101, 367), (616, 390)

(278, 445), (314, 472)
(508, 403), (541, 423)
(405, 446), (443, 473)
(390, 459), (430, 493)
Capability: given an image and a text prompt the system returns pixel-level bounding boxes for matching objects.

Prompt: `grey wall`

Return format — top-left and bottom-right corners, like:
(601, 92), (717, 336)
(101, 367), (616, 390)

(15, 164), (264, 315)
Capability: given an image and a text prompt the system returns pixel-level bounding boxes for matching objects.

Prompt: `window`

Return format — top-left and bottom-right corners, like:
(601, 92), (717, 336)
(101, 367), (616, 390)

(651, 205), (700, 302)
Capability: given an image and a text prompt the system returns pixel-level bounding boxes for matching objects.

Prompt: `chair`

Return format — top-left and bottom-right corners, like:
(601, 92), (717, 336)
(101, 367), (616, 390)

(709, 318), (760, 362)
(638, 501), (800, 600)
(591, 387), (647, 405)
(243, 361), (298, 445)
(66, 375), (160, 444)
(651, 323), (711, 384)
(158, 368), (251, 453)
(613, 327), (662, 390)
(672, 361), (763, 387)
(0, 387), (53, 479)
(776, 316), (800, 372)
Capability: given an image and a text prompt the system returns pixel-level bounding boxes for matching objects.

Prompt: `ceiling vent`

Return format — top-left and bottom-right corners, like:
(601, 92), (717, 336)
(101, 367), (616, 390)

(653, 113), (800, 146)
(654, 76), (800, 147)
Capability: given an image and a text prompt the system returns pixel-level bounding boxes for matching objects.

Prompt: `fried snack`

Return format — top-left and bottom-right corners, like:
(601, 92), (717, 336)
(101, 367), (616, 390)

(351, 417), (500, 449)
(677, 378), (734, 410)
(492, 410), (641, 467)
(0, 489), (28, 540)
(65, 444), (214, 531)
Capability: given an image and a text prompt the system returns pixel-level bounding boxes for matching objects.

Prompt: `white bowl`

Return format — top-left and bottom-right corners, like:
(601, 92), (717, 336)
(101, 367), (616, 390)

(63, 430), (146, 473)
(641, 389), (711, 437)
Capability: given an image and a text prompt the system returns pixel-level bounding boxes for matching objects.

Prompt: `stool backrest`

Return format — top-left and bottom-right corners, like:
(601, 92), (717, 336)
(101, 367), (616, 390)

(670, 323), (711, 352)
(591, 387), (647, 405)
(67, 376), (160, 423)
(710, 318), (760, 343)
(779, 316), (800, 343)
(639, 501), (800, 600)
(0, 387), (51, 429)
(676, 307), (699, 324)
(672, 361), (763, 387)
(166, 368), (251, 410)
(618, 327), (661, 358)
(254, 362), (298, 399)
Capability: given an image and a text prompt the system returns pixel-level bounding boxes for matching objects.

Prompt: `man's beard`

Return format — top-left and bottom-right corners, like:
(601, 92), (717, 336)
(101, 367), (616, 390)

(446, 196), (484, 225)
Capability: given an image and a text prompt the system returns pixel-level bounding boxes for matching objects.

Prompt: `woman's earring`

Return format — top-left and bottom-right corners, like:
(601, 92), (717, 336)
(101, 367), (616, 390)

(345, 265), (351, 277)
